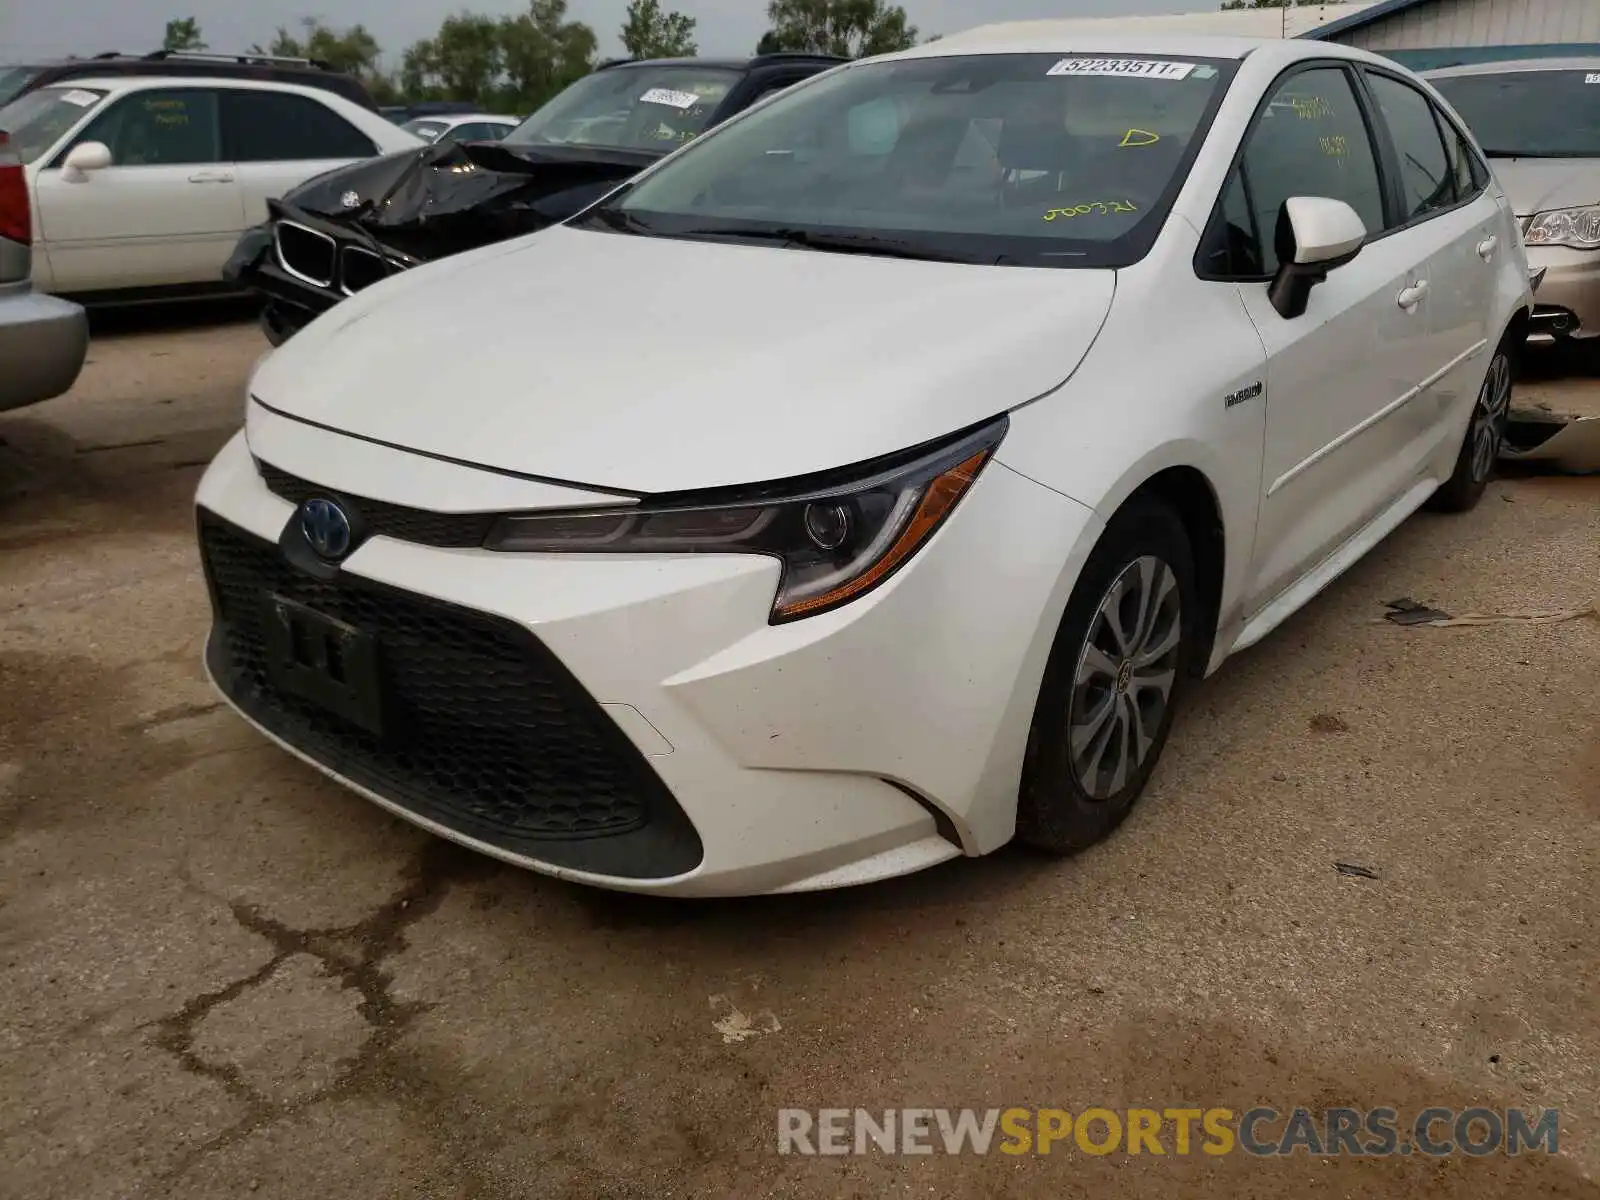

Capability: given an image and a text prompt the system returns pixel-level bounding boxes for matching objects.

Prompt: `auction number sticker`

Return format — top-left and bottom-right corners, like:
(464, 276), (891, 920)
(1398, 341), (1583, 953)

(59, 89), (101, 107)
(639, 88), (701, 110)
(1587, 73), (1600, 84)
(1047, 58), (1197, 80)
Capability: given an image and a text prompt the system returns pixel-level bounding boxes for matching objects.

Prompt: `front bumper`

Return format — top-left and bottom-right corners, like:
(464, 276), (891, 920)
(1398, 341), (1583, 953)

(224, 216), (417, 347)
(0, 286), (88, 413)
(1523, 244), (1600, 343)
(195, 428), (1101, 897)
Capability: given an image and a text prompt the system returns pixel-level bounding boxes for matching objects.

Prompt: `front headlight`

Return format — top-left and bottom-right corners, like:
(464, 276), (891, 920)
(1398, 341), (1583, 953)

(484, 417), (1008, 623)
(1524, 206), (1600, 250)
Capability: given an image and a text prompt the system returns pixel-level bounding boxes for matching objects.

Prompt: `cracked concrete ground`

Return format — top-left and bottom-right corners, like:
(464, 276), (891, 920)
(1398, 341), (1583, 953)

(1, 308), (1597, 1199)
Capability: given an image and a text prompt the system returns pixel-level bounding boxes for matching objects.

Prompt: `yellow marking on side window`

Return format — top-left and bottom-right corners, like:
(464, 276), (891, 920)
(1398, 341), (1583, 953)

(1119, 128), (1160, 148)
(1320, 134), (1348, 157)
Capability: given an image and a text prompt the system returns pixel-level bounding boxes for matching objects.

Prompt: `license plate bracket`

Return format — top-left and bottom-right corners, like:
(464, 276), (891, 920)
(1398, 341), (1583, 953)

(264, 594), (384, 736)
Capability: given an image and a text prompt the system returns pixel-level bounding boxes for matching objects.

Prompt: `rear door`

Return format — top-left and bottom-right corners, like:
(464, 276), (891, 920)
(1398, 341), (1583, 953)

(34, 86), (244, 292)
(1359, 69), (1501, 458)
(221, 88), (380, 225)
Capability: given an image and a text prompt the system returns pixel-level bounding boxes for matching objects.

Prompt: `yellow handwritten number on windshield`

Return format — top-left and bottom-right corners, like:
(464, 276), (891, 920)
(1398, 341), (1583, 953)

(1043, 201), (1139, 221)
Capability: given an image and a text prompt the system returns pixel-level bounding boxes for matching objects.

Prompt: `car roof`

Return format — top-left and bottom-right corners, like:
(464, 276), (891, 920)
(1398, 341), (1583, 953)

(37, 74), (364, 101)
(413, 113), (519, 125)
(597, 53), (847, 72)
(892, 28), (1384, 63)
(1422, 57), (1600, 77)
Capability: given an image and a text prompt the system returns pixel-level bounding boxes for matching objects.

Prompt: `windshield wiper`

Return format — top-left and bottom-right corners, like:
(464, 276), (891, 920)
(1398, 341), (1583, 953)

(675, 226), (985, 264)
(1481, 149), (1583, 159)
(581, 206), (659, 236)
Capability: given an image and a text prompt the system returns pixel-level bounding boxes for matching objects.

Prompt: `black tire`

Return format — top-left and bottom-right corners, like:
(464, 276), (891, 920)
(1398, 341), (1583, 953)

(1016, 496), (1198, 855)
(1426, 338), (1514, 514)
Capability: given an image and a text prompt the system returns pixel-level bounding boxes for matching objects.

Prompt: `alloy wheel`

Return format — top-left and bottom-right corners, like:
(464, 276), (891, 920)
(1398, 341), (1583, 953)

(1470, 351), (1513, 483)
(1068, 555), (1182, 800)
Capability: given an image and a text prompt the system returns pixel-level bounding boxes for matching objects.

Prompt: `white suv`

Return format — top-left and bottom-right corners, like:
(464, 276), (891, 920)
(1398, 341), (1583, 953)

(0, 75), (422, 300)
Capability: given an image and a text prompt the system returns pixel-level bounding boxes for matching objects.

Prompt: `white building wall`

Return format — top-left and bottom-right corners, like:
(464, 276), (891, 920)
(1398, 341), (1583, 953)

(1340, 0), (1600, 49)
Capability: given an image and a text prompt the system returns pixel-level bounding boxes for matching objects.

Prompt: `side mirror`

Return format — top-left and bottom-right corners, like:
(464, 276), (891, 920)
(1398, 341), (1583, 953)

(61, 140), (112, 183)
(1267, 196), (1366, 320)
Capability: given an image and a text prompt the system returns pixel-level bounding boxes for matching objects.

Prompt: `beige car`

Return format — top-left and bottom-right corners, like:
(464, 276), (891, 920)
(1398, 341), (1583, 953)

(1426, 59), (1600, 348)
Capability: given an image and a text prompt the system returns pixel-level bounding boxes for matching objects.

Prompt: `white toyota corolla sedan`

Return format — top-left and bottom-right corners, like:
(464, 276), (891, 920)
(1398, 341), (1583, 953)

(196, 31), (1532, 896)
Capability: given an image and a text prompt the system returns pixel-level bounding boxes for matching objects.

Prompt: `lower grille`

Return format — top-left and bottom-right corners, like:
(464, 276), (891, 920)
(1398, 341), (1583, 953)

(198, 509), (703, 878)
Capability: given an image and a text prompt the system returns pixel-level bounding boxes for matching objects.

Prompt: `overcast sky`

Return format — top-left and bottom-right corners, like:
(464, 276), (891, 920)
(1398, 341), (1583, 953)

(2, 0), (1205, 68)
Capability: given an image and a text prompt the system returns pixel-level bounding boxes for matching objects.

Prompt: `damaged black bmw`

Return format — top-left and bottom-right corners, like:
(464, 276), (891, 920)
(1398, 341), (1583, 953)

(226, 52), (845, 344)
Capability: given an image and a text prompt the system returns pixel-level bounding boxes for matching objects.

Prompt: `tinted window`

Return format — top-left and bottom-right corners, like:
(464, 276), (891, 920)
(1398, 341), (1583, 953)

(1199, 170), (1263, 278)
(1365, 73), (1453, 223)
(607, 53), (1232, 269)
(222, 90), (376, 161)
(76, 88), (221, 166)
(1428, 69), (1600, 158)
(1434, 106), (1484, 203)
(1235, 68), (1385, 274)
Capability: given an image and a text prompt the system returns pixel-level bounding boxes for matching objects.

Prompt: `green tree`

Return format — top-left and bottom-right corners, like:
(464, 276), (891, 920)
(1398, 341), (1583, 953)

(757, 0), (917, 58)
(161, 16), (207, 52)
(251, 19), (394, 100)
(620, 0), (698, 59)
(401, 13), (505, 106)
(498, 0), (598, 112)
(251, 17), (383, 76)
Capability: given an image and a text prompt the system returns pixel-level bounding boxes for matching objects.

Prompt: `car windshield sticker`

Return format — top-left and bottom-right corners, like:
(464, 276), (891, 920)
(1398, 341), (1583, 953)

(1119, 129), (1160, 148)
(59, 88), (100, 107)
(1044, 201), (1139, 221)
(639, 88), (701, 110)
(1047, 58), (1196, 81)
(1587, 73), (1600, 84)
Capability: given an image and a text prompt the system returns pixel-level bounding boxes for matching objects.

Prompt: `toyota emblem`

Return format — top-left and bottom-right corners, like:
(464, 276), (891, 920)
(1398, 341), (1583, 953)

(299, 497), (354, 561)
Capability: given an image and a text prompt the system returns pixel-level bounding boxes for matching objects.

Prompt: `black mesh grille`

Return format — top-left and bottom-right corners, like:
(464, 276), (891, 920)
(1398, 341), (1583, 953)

(257, 460), (498, 549)
(339, 244), (391, 293)
(275, 222), (336, 287)
(198, 509), (702, 878)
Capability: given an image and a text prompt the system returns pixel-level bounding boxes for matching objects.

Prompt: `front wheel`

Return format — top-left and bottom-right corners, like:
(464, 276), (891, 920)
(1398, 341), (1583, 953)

(1427, 343), (1513, 513)
(1016, 497), (1197, 854)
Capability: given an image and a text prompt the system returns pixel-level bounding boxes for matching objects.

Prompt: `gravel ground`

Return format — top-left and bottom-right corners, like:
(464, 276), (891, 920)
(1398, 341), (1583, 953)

(1, 309), (1596, 1199)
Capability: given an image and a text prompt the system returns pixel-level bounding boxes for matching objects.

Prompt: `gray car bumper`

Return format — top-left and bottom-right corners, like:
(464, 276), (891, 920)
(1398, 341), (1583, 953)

(0, 288), (89, 413)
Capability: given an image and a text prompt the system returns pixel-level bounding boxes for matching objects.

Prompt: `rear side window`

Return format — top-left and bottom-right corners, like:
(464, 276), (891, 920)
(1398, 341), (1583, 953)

(1364, 73), (1454, 224)
(1226, 67), (1386, 276)
(74, 88), (221, 167)
(222, 90), (376, 161)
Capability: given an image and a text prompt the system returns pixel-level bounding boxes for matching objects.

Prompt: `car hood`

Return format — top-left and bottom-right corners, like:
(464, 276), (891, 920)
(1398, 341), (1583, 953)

(278, 139), (662, 259)
(1488, 157), (1600, 217)
(249, 225), (1117, 495)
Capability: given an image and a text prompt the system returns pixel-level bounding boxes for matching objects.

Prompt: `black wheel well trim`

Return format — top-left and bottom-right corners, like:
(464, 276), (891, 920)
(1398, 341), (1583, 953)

(1122, 466), (1227, 678)
(1503, 305), (1532, 369)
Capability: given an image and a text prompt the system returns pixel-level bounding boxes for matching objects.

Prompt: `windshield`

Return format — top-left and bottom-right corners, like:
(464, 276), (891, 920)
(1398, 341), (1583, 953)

(1430, 69), (1600, 157)
(593, 53), (1232, 268)
(402, 118), (450, 142)
(504, 65), (741, 152)
(0, 66), (45, 108)
(0, 85), (105, 163)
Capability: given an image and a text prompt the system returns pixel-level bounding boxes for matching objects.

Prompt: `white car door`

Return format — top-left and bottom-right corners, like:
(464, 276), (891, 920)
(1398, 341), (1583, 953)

(1361, 69), (1503, 461)
(1225, 64), (1439, 614)
(34, 87), (244, 293)
(220, 88), (382, 226)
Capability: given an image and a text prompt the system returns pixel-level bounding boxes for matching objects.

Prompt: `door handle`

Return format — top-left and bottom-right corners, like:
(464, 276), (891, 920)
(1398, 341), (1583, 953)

(187, 170), (235, 184)
(1397, 280), (1429, 311)
(1477, 235), (1498, 261)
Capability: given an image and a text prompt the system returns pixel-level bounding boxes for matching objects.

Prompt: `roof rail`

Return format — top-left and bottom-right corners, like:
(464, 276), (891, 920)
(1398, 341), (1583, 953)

(140, 49), (322, 68)
(750, 51), (850, 63)
(91, 51), (123, 60)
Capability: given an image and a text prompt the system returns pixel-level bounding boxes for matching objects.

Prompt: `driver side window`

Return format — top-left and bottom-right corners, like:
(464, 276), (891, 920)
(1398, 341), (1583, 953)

(69, 88), (222, 167)
(1202, 67), (1385, 278)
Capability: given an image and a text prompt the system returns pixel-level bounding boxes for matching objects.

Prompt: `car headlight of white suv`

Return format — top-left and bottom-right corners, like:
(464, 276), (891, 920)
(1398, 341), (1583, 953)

(1523, 206), (1600, 250)
(485, 417), (1008, 623)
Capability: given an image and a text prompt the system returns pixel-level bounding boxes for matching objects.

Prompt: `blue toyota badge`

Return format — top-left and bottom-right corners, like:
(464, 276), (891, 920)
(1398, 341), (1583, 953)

(299, 497), (354, 561)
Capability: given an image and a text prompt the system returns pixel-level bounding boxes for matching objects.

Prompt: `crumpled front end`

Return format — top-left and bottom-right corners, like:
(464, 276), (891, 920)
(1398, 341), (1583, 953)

(223, 138), (659, 344)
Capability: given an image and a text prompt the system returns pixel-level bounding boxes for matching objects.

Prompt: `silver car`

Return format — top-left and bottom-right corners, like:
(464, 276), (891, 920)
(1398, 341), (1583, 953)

(0, 142), (86, 411)
(1426, 59), (1600, 348)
